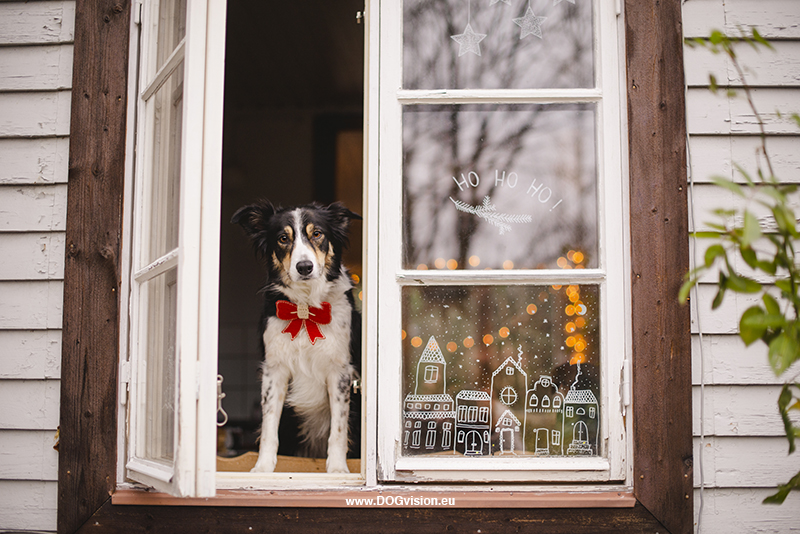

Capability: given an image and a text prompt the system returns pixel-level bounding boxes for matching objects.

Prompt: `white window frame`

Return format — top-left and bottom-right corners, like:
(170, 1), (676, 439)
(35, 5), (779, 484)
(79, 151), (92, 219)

(373, 0), (629, 484)
(120, 0), (227, 498)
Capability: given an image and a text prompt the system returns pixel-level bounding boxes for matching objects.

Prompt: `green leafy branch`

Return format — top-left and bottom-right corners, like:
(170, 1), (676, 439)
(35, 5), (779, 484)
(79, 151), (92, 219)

(682, 28), (800, 505)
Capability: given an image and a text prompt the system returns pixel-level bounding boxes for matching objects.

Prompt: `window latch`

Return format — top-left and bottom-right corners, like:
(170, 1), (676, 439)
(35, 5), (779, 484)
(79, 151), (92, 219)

(216, 375), (228, 427)
(352, 379), (362, 395)
(355, 11), (365, 24)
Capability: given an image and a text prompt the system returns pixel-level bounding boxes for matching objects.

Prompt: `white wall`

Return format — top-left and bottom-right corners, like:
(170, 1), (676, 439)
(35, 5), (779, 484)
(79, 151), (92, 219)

(683, 0), (800, 531)
(0, 1), (73, 531)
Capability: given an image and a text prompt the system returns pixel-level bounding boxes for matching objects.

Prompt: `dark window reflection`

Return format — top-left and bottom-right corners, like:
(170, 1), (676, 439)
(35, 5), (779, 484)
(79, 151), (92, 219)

(404, 0), (594, 90)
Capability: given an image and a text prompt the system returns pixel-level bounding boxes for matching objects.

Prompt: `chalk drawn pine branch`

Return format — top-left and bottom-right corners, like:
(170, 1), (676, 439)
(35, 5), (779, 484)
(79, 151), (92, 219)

(450, 196), (532, 235)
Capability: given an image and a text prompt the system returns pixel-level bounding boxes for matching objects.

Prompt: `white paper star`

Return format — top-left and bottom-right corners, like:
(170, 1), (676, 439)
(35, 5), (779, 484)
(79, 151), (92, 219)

(554, 0), (576, 4)
(451, 23), (487, 56)
(490, 0), (512, 5)
(513, 7), (547, 39)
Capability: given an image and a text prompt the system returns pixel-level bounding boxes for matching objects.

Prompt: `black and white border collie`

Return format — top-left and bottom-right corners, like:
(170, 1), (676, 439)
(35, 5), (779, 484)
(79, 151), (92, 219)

(232, 200), (361, 473)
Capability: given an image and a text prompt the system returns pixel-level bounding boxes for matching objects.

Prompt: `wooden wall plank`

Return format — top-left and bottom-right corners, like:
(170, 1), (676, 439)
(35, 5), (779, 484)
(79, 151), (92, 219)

(0, 232), (65, 280)
(0, 280), (62, 329)
(0, 480), (57, 532)
(0, 90), (71, 137)
(693, 436), (799, 488)
(58, 0), (130, 532)
(0, 380), (60, 430)
(0, 44), (74, 92)
(0, 330), (61, 380)
(692, 334), (796, 386)
(684, 41), (800, 88)
(0, 429), (59, 481)
(0, 1), (75, 45)
(688, 135), (800, 184)
(693, 384), (800, 437)
(683, 0), (800, 40)
(687, 87), (800, 135)
(694, 487), (800, 534)
(0, 137), (70, 185)
(625, 0), (694, 532)
(0, 184), (68, 232)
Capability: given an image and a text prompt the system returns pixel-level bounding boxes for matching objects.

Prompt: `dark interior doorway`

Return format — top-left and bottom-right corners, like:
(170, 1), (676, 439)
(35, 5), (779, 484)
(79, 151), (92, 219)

(216, 0), (365, 463)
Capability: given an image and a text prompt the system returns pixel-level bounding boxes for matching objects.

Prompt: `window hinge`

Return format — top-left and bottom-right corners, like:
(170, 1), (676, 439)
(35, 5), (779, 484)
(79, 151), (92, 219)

(615, 0), (621, 17)
(134, 0), (143, 25)
(621, 358), (631, 416)
(352, 379), (362, 395)
(119, 359), (131, 406)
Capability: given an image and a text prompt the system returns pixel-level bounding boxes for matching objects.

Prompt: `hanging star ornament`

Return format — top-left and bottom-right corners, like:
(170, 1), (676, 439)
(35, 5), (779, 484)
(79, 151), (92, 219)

(513, 7), (547, 39)
(451, 23), (487, 56)
(554, 0), (576, 4)
(490, 0), (511, 5)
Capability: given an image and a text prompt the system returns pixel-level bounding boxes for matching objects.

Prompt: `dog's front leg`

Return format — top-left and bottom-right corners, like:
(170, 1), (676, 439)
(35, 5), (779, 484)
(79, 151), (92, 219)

(326, 371), (352, 474)
(251, 365), (289, 473)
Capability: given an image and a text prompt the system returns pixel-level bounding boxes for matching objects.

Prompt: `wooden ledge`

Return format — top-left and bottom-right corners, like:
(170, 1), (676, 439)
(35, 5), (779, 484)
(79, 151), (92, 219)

(113, 488), (636, 508)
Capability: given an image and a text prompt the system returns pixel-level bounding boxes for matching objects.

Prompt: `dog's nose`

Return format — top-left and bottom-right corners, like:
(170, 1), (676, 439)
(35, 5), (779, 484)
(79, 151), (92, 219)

(296, 260), (314, 277)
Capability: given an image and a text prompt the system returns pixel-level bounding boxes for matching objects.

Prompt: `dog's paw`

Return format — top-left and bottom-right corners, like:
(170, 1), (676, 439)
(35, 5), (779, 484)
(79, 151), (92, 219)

(250, 455), (277, 473)
(326, 457), (350, 474)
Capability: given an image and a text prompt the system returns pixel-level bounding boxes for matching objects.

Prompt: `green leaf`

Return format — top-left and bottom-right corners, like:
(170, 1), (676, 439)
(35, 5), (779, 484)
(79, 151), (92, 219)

(740, 246), (758, 269)
(725, 270), (762, 294)
(691, 231), (723, 239)
(709, 74), (718, 93)
(764, 293), (782, 316)
(742, 211), (762, 247)
(752, 28), (775, 51)
(679, 277), (697, 304)
(704, 244), (727, 268)
(740, 306), (768, 345)
(769, 333), (800, 376)
(711, 175), (746, 197)
(763, 470), (800, 505)
(777, 385), (799, 453)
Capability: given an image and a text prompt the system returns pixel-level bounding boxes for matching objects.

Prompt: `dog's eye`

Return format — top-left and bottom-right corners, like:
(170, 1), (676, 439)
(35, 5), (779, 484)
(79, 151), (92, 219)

(278, 234), (290, 245)
(311, 230), (323, 240)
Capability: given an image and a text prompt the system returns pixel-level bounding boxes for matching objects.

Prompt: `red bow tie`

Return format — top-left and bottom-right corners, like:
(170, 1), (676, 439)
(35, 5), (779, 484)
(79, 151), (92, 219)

(275, 300), (332, 345)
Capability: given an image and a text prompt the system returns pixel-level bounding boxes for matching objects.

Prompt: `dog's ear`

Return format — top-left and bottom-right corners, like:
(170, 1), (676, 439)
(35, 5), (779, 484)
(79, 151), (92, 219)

(231, 200), (276, 246)
(326, 201), (362, 223)
(324, 202), (361, 249)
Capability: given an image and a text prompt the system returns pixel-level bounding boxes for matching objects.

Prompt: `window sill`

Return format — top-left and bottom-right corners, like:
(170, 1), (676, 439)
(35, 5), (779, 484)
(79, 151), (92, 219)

(112, 488), (636, 508)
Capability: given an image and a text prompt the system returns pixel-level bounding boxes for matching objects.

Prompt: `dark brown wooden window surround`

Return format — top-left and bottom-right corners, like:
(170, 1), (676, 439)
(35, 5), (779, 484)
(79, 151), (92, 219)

(58, 1), (692, 532)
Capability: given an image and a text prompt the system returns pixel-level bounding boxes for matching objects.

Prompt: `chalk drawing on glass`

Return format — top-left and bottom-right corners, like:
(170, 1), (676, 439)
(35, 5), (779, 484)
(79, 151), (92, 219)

(402, 336), (456, 453)
(450, 0), (486, 57)
(523, 375), (565, 455)
(564, 362), (599, 455)
(494, 409), (522, 455)
(450, 196), (532, 236)
(490, 0), (511, 5)
(490, 350), (527, 454)
(554, 0), (576, 5)
(455, 390), (491, 456)
(513, 3), (547, 40)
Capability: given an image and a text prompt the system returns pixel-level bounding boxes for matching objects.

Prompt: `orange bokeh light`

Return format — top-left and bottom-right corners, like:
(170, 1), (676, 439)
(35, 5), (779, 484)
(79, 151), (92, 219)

(411, 336), (422, 348)
(499, 327), (510, 338)
(463, 336), (475, 348)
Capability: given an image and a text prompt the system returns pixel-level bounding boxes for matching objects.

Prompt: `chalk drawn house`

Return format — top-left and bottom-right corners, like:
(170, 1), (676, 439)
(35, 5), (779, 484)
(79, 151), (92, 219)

(3, 1), (799, 532)
(524, 375), (565, 455)
(489, 354), (527, 454)
(564, 388), (599, 456)
(494, 409), (522, 455)
(402, 336), (456, 453)
(454, 390), (491, 456)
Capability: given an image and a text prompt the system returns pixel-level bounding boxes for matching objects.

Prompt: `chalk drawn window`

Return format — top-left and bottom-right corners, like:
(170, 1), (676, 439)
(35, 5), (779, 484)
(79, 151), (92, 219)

(401, 285), (600, 458)
(403, 0), (594, 90)
(402, 104), (597, 271)
(424, 365), (439, 383)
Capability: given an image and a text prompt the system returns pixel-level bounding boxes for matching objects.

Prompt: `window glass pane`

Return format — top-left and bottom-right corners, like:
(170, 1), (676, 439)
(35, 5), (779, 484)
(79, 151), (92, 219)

(142, 268), (178, 463)
(403, 104), (597, 270)
(401, 284), (600, 458)
(156, 0), (187, 70)
(403, 0), (594, 90)
(145, 64), (184, 265)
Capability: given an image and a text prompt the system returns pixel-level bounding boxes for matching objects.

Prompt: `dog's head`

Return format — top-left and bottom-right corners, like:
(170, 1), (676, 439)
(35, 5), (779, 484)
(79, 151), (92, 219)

(232, 200), (361, 286)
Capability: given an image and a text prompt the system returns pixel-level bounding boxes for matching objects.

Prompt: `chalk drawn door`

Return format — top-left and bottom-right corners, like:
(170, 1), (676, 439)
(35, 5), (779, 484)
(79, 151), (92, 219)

(373, 0), (629, 483)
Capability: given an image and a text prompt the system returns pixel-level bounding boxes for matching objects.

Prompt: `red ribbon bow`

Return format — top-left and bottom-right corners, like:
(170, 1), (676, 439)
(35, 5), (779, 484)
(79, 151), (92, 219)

(275, 300), (332, 345)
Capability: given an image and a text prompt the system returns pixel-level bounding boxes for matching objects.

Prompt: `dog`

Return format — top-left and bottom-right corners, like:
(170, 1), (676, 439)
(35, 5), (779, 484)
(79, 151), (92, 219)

(232, 200), (361, 474)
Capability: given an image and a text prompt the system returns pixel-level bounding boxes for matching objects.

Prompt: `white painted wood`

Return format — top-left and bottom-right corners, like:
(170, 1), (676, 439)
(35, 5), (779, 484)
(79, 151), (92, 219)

(683, 0), (800, 40)
(0, 184), (68, 232)
(0, 430), (59, 480)
(693, 436), (799, 488)
(693, 384), (799, 437)
(0, 232), (65, 280)
(692, 334), (796, 386)
(0, 281), (62, 330)
(691, 283), (761, 335)
(0, 480), (57, 532)
(694, 487), (800, 534)
(0, 90), (71, 137)
(0, 44), (73, 91)
(0, 330), (61, 380)
(687, 87), (800, 135)
(0, 380), (60, 430)
(0, 1), (75, 45)
(0, 137), (70, 184)
(688, 135), (800, 184)
(684, 40), (800, 88)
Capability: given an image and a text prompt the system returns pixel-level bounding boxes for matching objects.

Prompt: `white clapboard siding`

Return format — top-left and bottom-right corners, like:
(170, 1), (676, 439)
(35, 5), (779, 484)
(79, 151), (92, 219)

(683, 0), (800, 40)
(0, 430), (58, 481)
(0, 184), (68, 232)
(695, 488), (800, 534)
(0, 280), (63, 330)
(0, 90), (71, 137)
(692, 384), (798, 437)
(684, 40), (800, 88)
(687, 87), (800, 135)
(0, 380), (60, 431)
(694, 436), (799, 488)
(0, 44), (73, 91)
(0, 232), (65, 280)
(0, 137), (70, 185)
(691, 284), (763, 335)
(0, 480), (57, 531)
(689, 135), (800, 184)
(0, 330), (61, 380)
(691, 334), (795, 386)
(0, 1), (75, 45)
